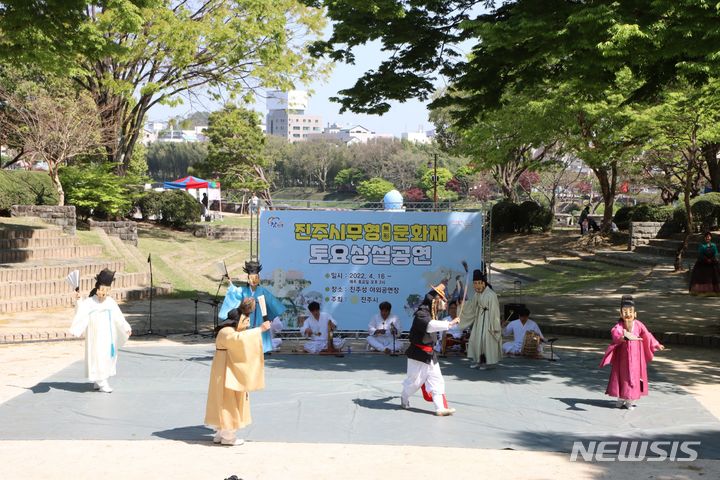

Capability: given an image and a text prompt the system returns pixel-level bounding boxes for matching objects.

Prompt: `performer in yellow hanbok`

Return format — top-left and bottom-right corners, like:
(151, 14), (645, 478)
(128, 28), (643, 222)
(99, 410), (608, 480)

(205, 297), (271, 446)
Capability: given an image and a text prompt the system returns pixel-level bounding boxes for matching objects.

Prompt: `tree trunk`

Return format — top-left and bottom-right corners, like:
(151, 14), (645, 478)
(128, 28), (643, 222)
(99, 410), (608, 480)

(253, 165), (274, 209)
(49, 165), (65, 206)
(674, 154), (696, 271)
(703, 142), (720, 192)
(592, 161), (618, 230)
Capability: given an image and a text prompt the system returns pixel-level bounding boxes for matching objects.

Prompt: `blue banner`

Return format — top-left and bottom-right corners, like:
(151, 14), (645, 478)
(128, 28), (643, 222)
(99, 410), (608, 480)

(259, 210), (483, 331)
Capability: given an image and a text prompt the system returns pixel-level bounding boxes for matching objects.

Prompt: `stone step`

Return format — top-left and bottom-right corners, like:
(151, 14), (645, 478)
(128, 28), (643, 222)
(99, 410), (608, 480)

(0, 226), (63, 240)
(545, 256), (606, 272)
(0, 285), (173, 314)
(0, 272), (150, 299)
(0, 236), (77, 250)
(634, 244), (678, 257)
(570, 250), (664, 269)
(0, 245), (103, 263)
(644, 238), (700, 250)
(0, 260), (125, 283)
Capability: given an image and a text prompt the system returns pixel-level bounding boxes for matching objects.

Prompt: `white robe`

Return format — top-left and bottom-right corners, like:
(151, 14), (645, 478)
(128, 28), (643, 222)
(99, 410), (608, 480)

(502, 319), (544, 354)
(69, 296), (131, 382)
(367, 313), (403, 352)
(458, 287), (502, 365)
(302, 312), (345, 353)
(401, 319), (452, 410)
(271, 317), (283, 350)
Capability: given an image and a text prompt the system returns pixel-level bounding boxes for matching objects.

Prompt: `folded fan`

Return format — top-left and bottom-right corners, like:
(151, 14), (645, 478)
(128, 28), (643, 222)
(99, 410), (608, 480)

(65, 270), (80, 291)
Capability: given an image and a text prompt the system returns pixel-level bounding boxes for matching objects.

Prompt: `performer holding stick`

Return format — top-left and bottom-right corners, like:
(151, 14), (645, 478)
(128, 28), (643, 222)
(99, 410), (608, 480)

(401, 284), (457, 416)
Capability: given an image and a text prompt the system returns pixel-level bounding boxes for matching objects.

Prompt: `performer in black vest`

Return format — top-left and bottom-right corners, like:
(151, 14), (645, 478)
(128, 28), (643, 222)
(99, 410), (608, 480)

(401, 283), (459, 416)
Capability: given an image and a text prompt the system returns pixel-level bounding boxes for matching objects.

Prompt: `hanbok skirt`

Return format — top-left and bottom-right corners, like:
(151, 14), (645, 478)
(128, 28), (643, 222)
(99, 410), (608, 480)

(689, 259), (720, 294)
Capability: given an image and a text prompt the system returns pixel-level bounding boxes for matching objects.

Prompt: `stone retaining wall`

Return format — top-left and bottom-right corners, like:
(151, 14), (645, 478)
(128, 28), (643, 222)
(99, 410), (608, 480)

(10, 205), (76, 235)
(192, 225), (252, 240)
(628, 221), (664, 251)
(89, 219), (138, 245)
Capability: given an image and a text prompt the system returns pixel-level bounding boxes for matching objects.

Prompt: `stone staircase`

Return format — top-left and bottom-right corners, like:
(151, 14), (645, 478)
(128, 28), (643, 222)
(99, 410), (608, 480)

(635, 235), (703, 259)
(0, 221), (170, 314)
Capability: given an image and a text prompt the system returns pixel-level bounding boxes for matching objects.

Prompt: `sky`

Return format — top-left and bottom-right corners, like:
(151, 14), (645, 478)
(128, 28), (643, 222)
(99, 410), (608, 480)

(149, 41), (443, 137)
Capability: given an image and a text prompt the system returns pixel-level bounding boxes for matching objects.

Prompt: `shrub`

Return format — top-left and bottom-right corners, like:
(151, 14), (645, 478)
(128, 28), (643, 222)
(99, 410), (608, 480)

(156, 189), (203, 228)
(630, 203), (674, 223)
(357, 178), (395, 202)
(137, 190), (165, 220)
(612, 206), (635, 230)
(0, 170), (59, 214)
(491, 200), (522, 233)
(670, 192), (720, 232)
(520, 200), (554, 232)
(403, 187), (426, 203)
(60, 164), (135, 220)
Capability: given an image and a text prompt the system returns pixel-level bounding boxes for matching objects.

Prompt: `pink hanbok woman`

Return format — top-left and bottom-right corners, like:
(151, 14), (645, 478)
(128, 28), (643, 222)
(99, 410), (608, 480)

(600, 295), (665, 410)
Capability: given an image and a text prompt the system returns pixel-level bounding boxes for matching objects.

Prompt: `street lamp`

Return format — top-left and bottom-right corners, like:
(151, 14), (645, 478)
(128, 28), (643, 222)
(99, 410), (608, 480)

(427, 153), (438, 210)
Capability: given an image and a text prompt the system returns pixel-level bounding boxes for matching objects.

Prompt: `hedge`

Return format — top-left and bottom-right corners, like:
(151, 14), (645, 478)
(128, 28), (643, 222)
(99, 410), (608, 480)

(491, 200), (552, 233)
(671, 192), (720, 232)
(0, 170), (59, 214)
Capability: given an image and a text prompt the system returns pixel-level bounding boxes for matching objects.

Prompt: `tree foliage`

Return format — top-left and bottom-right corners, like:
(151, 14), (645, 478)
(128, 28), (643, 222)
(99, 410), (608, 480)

(0, 0), (327, 172)
(196, 104), (274, 203)
(0, 76), (107, 204)
(147, 142), (207, 181)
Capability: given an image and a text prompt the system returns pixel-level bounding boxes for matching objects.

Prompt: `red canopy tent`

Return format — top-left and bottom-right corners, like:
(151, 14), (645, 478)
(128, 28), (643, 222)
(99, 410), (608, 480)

(163, 176), (222, 212)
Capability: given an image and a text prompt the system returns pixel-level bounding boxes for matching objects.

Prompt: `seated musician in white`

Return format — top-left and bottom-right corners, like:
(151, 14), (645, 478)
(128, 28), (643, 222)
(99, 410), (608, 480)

(435, 300), (468, 353)
(302, 301), (345, 354)
(501, 307), (544, 355)
(271, 316), (284, 351)
(367, 301), (403, 353)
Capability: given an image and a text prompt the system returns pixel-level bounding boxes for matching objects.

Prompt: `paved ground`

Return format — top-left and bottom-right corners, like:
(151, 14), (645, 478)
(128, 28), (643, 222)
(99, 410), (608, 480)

(1, 337), (719, 479)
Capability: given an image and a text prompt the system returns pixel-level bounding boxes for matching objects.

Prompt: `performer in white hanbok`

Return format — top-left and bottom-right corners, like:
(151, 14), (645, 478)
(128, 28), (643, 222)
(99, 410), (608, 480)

(459, 270), (502, 369)
(301, 301), (345, 354)
(502, 307), (545, 355)
(69, 269), (132, 393)
(401, 284), (458, 416)
(270, 316), (284, 351)
(367, 301), (403, 353)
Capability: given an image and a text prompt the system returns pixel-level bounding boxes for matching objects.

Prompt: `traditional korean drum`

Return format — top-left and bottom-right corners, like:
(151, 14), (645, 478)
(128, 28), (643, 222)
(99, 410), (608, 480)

(521, 331), (542, 358)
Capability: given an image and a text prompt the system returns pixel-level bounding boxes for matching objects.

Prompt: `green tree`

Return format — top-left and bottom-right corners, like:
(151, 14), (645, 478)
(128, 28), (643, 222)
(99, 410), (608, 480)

(419, 167), (456, 202)
(198, 105), (272, 204)
(147, 142), (208, 181)
(292, 139), (347, 192)
(357, 178), (395, 202)
(0, 1), (327, 172)
(60, 163), (136, 220)
(0, 79), (105, 205)
(334, 167), (368, 192)
(632, 80), (720, 269)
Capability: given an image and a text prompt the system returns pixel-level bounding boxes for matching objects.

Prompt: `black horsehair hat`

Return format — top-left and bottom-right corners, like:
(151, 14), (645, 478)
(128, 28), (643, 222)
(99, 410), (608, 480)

(243, 260), (262, 275)
(96, 269), (115, 286)
(472, 269), (486, 282)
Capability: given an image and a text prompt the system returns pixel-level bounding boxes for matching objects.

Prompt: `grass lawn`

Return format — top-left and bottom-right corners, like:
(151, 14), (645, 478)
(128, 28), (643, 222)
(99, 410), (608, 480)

(135, 225), (250, 298)
(495, 261), (637, 296)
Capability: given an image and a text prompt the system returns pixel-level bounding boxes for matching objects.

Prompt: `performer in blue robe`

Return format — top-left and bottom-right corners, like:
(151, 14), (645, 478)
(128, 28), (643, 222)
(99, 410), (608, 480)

(219, 260), (285, 353)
